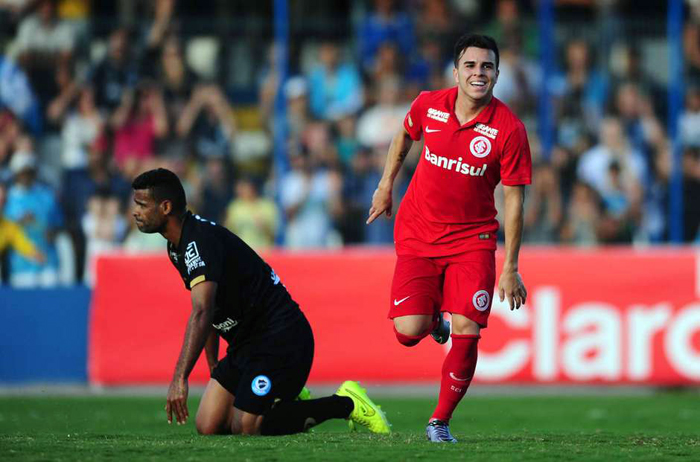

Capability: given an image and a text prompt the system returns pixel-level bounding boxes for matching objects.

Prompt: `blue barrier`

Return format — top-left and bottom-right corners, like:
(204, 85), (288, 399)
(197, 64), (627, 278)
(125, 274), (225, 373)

(0, 287), (91, 384)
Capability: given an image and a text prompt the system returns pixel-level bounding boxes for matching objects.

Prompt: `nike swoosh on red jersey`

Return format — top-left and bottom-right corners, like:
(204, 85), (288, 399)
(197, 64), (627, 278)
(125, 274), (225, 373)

(394, 296), (411, 306)
(425, 127), (441, 133)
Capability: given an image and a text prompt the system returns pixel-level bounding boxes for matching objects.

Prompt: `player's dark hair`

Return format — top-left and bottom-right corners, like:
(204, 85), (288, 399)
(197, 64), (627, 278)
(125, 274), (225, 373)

(453, 34), (499, 69)
(132, 168), (187, 214)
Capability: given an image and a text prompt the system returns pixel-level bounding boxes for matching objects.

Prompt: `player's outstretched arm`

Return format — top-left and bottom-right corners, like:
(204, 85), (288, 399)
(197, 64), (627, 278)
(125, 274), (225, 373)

(167, 280), (218, 425)
(498, 185), (527, 310)
(367, 127), (414, 224)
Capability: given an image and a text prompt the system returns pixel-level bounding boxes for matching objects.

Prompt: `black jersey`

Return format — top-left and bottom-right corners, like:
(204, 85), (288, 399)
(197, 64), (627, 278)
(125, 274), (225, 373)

(167, 211), (302, 349)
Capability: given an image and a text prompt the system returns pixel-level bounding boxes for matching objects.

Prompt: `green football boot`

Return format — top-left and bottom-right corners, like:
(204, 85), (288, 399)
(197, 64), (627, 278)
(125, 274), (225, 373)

(335, 381), (391, 434)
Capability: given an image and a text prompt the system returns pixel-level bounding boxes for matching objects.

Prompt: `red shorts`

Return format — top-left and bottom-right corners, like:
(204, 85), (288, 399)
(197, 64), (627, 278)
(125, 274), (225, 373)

(388, 250), (496, 328)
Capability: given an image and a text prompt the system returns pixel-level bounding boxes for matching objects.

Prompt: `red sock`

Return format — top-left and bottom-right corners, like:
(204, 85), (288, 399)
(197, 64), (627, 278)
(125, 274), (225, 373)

(431, 334), (479, 422)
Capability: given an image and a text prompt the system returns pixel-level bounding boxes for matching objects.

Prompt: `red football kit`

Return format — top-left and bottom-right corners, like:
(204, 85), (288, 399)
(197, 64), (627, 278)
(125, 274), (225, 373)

(389, 87), (532, 327)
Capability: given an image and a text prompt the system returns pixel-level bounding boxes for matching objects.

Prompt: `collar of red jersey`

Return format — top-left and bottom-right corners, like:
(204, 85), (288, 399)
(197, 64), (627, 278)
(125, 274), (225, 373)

(447, 87), (498, 129)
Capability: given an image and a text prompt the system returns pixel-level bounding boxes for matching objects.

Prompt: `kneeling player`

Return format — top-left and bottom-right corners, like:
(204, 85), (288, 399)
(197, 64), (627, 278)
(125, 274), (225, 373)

(132, 168), (390, 435)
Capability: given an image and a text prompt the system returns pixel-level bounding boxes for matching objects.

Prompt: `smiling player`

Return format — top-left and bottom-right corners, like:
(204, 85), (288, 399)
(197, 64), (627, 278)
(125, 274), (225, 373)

(367, 34), (532, 442)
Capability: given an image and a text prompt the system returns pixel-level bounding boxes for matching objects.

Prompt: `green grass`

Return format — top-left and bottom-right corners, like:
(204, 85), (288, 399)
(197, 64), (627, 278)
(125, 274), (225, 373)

(1, 392), (699, 461)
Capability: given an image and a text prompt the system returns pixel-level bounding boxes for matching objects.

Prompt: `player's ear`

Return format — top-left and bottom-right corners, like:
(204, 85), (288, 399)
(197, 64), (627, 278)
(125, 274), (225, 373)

(161, 199), (173, 216)
(453, 66), (459, 85)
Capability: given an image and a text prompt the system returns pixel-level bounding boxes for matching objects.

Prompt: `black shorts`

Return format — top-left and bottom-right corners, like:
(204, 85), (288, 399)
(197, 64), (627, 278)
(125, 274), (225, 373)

(211, 314), (314, 415)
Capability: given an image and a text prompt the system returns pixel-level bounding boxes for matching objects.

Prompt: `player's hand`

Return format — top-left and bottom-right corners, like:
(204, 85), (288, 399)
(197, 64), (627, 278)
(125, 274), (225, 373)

(498, 270), (527, 310)
(366, 184), (393, 224)
(166, 378), (189, 425)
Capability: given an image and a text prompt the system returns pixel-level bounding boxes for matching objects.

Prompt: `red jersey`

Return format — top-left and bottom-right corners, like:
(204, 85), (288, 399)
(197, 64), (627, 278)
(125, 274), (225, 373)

(395, 87), (532, 257)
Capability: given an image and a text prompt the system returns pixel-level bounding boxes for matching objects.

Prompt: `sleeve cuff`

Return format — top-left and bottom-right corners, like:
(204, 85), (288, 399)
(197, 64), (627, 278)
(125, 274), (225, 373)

(190, 275), (206, 289)
(501, 178), (532, 186)
(403, 120), (421, 141)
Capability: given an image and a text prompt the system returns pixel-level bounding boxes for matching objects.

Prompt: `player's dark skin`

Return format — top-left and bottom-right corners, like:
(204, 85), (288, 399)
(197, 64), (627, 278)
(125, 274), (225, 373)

(133, 189), (262, 434)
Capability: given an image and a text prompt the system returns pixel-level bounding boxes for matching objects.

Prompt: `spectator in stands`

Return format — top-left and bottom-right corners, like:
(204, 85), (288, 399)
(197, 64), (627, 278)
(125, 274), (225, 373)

(492, 31), (537, 117)
(191, 156), (233, 223)
(611, 45), (666, 123)
(369, 41), (403, 85)
(48, 84), (103, 170)
(0, 182), (45, 272)
(81, 189), (128, 285)
(0, 56), (43, 135)
(684, 0), (700, 80)
(4, 148), (63, 287)
(158, 37), (196, 109)
(56, 0), (91, 41)
(577, 117), (646, 198)
(356, 75), (409, 150)
(89, 27), (138, 113)
(560, 181), (601, 246)
(414, 0), (454, 47)
(110, 81), (168, 178)
(405, 38), (446, 96)
(257, 43), (282, 125)
(362, 146), (404, 245)
(176, 84), (236, 160)
(552, 39), (609, 149)
(156, 36), (197, 158)
(596, 160), (641, 244)
(680, 86), (700, 148)
(334, 114), (360, 169)
(485, 0), (538, 59)
(523, 162), (563, 243)
(61, 135), (130, 281)
(143, 0), (177, 73)
(683, 147), (700, 242)
(339, 147), (373, 244)
(8, 0), (76, 109)
(284, 76), (311, 147)
(307, 39), (364, 121)
(611, 83), (668, 242)
(357, 0), (415, 73)
(224, 176), (278, 251)
(0, 110), (23, 183)
(280, 151), (342, 248)
(46, 58), (79, 129)
(612, 82), (665, 162)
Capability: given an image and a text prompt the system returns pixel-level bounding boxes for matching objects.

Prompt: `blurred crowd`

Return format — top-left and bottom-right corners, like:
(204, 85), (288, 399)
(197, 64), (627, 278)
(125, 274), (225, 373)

(0, 0), (699, 287)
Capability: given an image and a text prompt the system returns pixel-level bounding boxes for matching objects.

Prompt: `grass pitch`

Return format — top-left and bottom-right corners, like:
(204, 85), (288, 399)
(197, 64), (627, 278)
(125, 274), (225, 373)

(1, 392), (698, 461)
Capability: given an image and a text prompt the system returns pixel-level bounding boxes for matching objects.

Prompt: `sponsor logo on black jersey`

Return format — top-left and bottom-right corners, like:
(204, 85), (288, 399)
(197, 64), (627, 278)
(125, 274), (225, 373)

(213, 317), (238, 332)
(185, 241), (206, 274)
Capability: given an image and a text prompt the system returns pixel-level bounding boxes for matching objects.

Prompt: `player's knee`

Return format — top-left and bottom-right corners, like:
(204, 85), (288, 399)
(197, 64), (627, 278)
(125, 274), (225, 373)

(394, 316), (433, 337)
(451, 314), (481, 335)
(393, 321), (430, 347)
(394, 328), (422, 347)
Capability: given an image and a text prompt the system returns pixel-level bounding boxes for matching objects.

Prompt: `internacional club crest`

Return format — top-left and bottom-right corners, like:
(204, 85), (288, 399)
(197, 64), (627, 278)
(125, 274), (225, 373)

(469, 136), (492, 158)
(472, 290), (491, 311)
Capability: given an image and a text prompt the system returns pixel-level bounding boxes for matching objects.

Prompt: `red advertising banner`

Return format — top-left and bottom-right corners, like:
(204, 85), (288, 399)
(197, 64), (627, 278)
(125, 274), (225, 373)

(89, 248), (700, 385)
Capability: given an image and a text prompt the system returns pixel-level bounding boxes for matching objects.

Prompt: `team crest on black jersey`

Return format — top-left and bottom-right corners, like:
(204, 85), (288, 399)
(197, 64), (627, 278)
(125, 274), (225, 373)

(185, 241), (206, 274)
